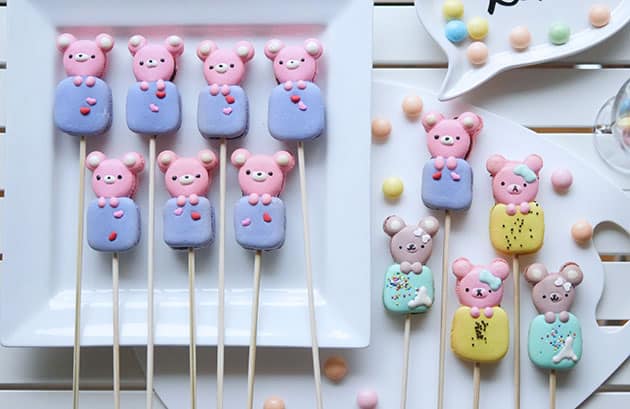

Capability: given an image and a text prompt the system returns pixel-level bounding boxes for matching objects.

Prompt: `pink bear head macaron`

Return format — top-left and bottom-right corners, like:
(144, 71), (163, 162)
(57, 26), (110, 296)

(383, 215), (440, 274)
(128, 35), (184, 82)
(422, 112), (483, 159)
(231, 149), (295, 196)
(158, 150), (218, 197)
(196, 40), (255, 85)
(452, 257), (510, 310)
(57, 33), (115, 77)
(86, 151), (145, 198)
(486, 154), (544, 205)
(264, 38), (323, 83)
(524, 262), (583, 316)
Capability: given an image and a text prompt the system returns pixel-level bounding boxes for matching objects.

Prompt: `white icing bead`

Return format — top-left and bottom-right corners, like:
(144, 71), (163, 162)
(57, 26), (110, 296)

(529, 266), (544, 281)
(305, 41), (319, 55)
(160, 154), (172, 165)
(236, 46), (249, 57)
(87, 155), (101, 167)
(566, 268), (579, 281)
(167, 35), (182, 46)
(58, 36), (71, 47)
(424, 219), (436, 229)
(100, 37), (113, 49)
(199, 44), (211, 55)
(123, 154), (137, 166)
(234, 153), (246, 165)
(426, 114), (437, 125)
(129, 35), (142, 46)
(463, 117), (475, 128)
(200, 152), (213, 163)
(389, 219), (402, 232)
(268, 41), (281, 53)
(276, 154), (289, 166)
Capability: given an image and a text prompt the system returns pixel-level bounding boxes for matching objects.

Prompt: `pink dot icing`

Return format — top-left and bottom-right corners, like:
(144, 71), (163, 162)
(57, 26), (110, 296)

(551, 168), (573, 192)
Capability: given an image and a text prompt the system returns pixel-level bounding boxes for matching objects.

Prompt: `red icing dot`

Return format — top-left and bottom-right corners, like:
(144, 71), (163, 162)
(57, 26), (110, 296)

(290, 95), (301, 104)
(108, 232), (117, 241)
(156, 91), (166, 99)
(263, 212), (272, 223)
(225, 95), (236, 104)
(191, 212), (201, 221)
(80, 107), (91, 116)
(432, 171), (442, 180)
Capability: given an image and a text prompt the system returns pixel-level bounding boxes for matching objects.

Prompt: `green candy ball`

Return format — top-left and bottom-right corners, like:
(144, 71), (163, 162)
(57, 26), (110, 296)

(549, 23), (571, 45)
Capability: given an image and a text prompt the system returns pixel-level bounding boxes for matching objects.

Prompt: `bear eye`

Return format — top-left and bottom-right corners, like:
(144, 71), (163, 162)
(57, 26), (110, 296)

(301, 58), (305, 62)
(488, 289), (492, 293)
(209, 65), (214, 70)
(268, 172), (273, 176)
(434, 135), (439, 140)
(91, 55), (96, 59)
(542, 295), (547, 299)
(160, 58), (165, 63)
(68, 54), (73, 59)
(96, 175), (101, 181)
(172, 175), (178, 181)
(420, 245), (425, 248)
(245, 170), (251, 175)
(501, 181), (506, 186)
(465, 288), (470, 292)
(139, 61), (144, 66)
(117, 175), (123, 180)
(523, 183), (528, 187)
(398, 245), (403, 250)
(565, 293), (569, 297)
(456, 136), (460, 140)
(196, 174), (201, 179)
(230, 63), (235, 68)
(278, 60), (283, 65)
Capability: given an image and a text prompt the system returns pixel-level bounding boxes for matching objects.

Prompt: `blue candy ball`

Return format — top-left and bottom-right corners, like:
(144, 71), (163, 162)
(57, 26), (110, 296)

(619, 98), (630, 116)
(445, 20), (468, 43)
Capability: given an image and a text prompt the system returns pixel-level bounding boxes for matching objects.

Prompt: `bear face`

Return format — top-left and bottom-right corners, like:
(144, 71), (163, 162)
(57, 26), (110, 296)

(231, 149), (295, 196)
(264, 38), (323, 83)
(86, 151), (144, 198)
(128, 35), (184, 82)
(57, 33), (114, 77)
(452, 258), (510, 309)
(422, 112), (483, 159)
(486, 154), (544, 205)
(383, 216), (439, 270)
(524, 262), (583, 314)
(157, 150), (218, 197)
(196, 40), (255, 85)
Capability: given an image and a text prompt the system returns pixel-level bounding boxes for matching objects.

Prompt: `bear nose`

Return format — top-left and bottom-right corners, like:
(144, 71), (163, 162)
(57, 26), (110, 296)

(252, 171), (268, 182)
(146, 59), (158, 68)
(286, 59), (301, 70)
(406, 243), (417, 252)
(104, 175), (116, 184)
(74, 53), (89, 62)
(215, 63), (228, 73)
(508, 184), (521, 194)
(550, 292), (561, 302)
(178, 174), (194, 185)
(440, 135), (455, 145)
(473, 288), (486, 298)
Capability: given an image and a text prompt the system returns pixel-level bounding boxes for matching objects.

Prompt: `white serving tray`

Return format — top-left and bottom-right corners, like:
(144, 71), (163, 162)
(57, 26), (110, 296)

(0, 0), (372, 348)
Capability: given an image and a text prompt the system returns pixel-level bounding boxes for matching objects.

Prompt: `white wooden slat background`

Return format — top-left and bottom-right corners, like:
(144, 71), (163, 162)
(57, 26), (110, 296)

(0, 1), (628, 407)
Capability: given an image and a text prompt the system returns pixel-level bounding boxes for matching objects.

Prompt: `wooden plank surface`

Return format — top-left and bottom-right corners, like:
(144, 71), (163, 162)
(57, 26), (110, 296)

(0, 390), (165, 408)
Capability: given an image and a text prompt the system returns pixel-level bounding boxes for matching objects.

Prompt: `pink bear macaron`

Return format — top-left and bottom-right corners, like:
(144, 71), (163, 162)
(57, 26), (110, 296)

(264, 38), (324, 83)
(486, 154), (543, 215)
(87, 151), (145, 200)
(128, 35), (184, 82)
(158, 150), (218, 198)
(57, 33), (115, 78)
(231, 148), (296, 201)
(197, 40), (255, 86)
(453, 257), (510, 318)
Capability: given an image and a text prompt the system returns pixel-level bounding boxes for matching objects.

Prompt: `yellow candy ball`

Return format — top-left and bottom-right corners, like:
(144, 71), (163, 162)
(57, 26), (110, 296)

(468, 17), (489, 40)
(443, 0), (464, 20)
(382, 177), (404, 199)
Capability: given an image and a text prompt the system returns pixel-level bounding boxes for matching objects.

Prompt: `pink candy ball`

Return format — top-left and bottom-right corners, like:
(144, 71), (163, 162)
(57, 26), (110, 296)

(357, 389), (378, 409)
(571, 220), (593, 244)
(509, 26), (531, 51)
(551, 168), (573, 192)
(589, 4), (611, 28)
(263, 396), (286, 409)
(402, 95), (424, 118)
(467, 42), (488, 65)
(372, 118), (392, 141)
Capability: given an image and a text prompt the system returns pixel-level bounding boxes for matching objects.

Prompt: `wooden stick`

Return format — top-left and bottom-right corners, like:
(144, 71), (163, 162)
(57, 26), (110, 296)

(216, 139), (227, 409)
(72, 136), (87, 409)
(112, 252), (121, 409)
(146, 136), (156, 409)
(473, 362), (481, 409)
(296, 142), (324, 409)
(513, 255), (521, 409)
(549, 370), (557, 409)
(437, 210), (451, 409)
(246, 250), (263, 409)
(400, 314), (412, 409)
(188, 248), (198, 409)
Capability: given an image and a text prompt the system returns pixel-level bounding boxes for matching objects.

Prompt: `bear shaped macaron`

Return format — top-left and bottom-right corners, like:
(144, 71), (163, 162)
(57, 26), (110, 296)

(86, 151), (144, 252)
(382, 215), (440, 314)
(265, 38), (325, 141)
(525, 262), (583, 370)
(421, 112), (483, 211)
(54, 33), (115, 137)
(450, 257), (511, 363)
(126, 35), (184, 136)
(158, 150), (218, 249)
(487, 154), (545, 254)
(231, 149), (295, 250)
(196, 40), (255, 139)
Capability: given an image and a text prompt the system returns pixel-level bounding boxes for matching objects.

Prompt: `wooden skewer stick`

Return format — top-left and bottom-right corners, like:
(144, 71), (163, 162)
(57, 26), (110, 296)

(188, 248), (198, 409)
(72, 136), (87, 409)
(297, 142), (324, 409)
(216, 139), (227, 409)
(549, 370), (557, 409)
(112, 252), (121, 409)
(246, 250), (263, 409)
(400, 314), (412, 409)
(437, 210), (452, 409)
(472, 362), (481, 409)
(513, 255), (521, 409)
(146, 136), (157, 409)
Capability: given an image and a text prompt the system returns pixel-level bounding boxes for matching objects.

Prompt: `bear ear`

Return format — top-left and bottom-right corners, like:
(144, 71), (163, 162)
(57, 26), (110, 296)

(458, 112), (483, 137)
(196, 40), (217, 61)
(274, 151), (296, 172)
(157, 150), (177, 173)
(95, 33), (114, 53)
(304, 38), (323, 59)
(86, 151), (106, 171)
(122, 152), (145, 174)
(524, 154), (544, 174)
(421, 112), (444, 132)
(231, 148), (251, 168)
(452, 257), (473, 279)
(57, 33), (77, 52)
(524, 263), (548, 285)
(198, 149), (218, 171)
(234, 41), (255, 63)
(489, 258), (510, 281)
(165, 35), (185, 57)
(383, 215), (406, 237)
(128, 35), (147, 56)
(264, 39), (285, 60)
(560, 262), (584, 287)
(486, 154), (508, 176)
(418, 216), (440, 237)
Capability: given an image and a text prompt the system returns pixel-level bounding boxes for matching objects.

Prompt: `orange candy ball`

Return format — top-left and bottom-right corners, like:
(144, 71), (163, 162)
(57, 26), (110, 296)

(571, 220), (593, 244)
(509, 26), (531, 51)
(371, 118), (392, 141)
(589, 4), (611, 28)
(324, 355), (348, 383)
(402, 95), (423, 118)
(467, 42), (488, 65)
(263, 396), (286, 409)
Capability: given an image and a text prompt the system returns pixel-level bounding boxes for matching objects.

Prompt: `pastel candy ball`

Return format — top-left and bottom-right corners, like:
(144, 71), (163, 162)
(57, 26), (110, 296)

(382, 177), (404, 199)
(442, 0), (464, 20)
(263, 397), (285, 409)
(571, 220), (593, 244)
(618, 116), (630, 130)
(509, 26), (531, 51)
(402, 95), (423, 118)
(356, 389), (378, 409)
(371, 118), (392, 141)
(549, 23), (571, 45)
(551, 168), (573, 192)
(589, 4), (611, 28)
(467, 42), (488, 66)
(324, 355), (348, 383)
(467, 17), (489, 40)
(445, 20), (468, 43)
(619, 99), (630, 116)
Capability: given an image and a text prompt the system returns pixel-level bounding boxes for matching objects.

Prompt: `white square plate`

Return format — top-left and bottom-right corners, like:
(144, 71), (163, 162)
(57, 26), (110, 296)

(1, 0), (372, 348)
